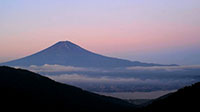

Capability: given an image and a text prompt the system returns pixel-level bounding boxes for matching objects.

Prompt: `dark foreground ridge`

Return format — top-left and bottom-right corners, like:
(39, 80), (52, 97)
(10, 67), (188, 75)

(1, 66), (200, 112)
(0, 66), (135, 112)
(0, 41), (176, 68)
(139, 82), (200, 112)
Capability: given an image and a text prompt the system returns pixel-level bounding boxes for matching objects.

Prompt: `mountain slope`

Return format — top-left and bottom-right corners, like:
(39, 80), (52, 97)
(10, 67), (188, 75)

(1, 41), (173, 68)
(140, 82), (200, 112)
(0, 66), (135, 112)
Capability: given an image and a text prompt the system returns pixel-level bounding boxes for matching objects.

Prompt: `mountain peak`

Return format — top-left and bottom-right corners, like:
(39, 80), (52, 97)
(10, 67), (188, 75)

(1, 40), (169, 67)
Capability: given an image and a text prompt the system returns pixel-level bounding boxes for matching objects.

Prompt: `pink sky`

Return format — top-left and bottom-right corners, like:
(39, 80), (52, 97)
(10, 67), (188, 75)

(0, 0), (200, 64)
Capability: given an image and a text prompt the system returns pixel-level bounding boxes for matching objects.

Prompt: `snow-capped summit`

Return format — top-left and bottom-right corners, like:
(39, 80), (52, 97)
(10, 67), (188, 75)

(45, 40), (84, 51)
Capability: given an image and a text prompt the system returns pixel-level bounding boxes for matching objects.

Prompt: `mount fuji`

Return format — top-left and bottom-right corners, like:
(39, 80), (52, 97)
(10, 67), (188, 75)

(1, 41), (175, 68)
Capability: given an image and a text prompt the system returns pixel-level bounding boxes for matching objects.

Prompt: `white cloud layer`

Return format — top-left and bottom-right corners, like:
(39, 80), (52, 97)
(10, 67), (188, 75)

(16, 64), (200, 73)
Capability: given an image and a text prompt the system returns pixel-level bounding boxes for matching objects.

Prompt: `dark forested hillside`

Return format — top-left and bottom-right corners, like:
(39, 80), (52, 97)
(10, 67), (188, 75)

(1, 66), (200, 112)
(0, 66), (135, 112)
(140, 82), (200, 112)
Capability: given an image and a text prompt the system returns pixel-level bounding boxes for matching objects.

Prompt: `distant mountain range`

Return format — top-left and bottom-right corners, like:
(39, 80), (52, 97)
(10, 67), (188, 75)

(1, 66), (200, 112)
(0, 41), (176, 68)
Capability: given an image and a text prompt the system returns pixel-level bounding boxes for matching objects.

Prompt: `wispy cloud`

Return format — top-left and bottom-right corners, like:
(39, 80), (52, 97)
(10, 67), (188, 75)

(20, 64), (96, 72)
(46, 73), (186, 84)
(126, 65), (200, 71)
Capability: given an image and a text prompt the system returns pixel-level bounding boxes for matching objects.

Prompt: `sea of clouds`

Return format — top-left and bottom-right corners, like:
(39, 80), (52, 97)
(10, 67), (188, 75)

(17, 64), (200, 92)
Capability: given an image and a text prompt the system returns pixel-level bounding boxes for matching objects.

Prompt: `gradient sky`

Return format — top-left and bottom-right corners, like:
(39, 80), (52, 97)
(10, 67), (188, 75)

(0, 0), (200, 65)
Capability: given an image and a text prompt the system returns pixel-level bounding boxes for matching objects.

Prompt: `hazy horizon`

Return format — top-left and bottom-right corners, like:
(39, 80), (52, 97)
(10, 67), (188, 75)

(0, 40), (199, 65)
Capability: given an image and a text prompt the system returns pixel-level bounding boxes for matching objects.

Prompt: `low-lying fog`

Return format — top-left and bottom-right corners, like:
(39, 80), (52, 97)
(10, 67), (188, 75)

(17, 64), (200, 99)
